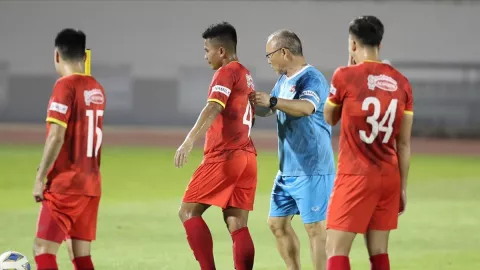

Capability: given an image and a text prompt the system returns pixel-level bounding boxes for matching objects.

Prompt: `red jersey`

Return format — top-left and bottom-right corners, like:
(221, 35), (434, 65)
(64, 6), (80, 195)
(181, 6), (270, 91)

(204, 61), (256, 162)
(45, 73), (106, 196)
(328, 61), (414, 176)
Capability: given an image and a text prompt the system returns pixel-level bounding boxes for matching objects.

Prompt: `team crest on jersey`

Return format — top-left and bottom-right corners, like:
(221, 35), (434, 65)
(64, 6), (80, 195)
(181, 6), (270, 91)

(84, 89), (105, 106)
(290, 85), (296, 93)
(367, 75), (398, 91)
(246, 74), (255, 90)
(330, 84), (337, 95)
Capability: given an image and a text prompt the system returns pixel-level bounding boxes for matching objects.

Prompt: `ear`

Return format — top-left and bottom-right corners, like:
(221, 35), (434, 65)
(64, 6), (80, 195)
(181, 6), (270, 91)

(352, 40), (357, 52)
(55, 51), (60, 63)
(281, 48), (288, 60)
(378, 43), (382, 50)
(218, 47), (226, 58)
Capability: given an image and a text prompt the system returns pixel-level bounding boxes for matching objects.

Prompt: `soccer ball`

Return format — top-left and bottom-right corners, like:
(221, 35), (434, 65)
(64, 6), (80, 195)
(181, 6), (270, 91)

(0, 251), (30, 270)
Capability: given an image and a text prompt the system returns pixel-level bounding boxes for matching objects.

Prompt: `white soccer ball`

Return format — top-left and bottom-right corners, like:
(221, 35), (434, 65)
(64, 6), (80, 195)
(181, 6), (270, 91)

(0, 251), (30, 270)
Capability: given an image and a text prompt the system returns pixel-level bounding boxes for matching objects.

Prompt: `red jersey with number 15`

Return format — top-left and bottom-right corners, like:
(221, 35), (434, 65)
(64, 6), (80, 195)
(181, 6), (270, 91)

(328, 61), (414, 176)
(204, 61), (256, 163)
(45, 73), (106, 197)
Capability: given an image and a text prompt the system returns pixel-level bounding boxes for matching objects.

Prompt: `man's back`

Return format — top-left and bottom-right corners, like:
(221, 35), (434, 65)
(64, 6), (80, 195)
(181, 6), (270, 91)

(204, 61), (256, 162)
(46, 74), (106, 196)
(329, 61), (413, 175)
(272, 65), (335, 176)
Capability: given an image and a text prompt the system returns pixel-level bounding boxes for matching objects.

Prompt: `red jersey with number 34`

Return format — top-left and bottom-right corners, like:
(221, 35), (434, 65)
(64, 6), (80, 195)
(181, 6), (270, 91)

(204, 61), (256, 162)
(45, 74), (106, 196)
(328, 61), (414, 176)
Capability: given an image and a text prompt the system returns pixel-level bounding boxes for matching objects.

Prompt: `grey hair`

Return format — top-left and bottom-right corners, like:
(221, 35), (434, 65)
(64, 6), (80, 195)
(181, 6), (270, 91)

(268, 30), (303, 56)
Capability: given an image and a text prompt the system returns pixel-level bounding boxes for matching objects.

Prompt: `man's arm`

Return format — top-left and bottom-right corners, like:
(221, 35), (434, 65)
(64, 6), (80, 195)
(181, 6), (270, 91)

(396, 113), (413, 191)
(35, 124), (66, 182)
(174, 101), (223, 168)
(254, 105), (276, 117)
(324, 100), (342, 126)
(184, 102), (223, 144)
(324, 68), (347, 125)
(274, 98), (315, 117)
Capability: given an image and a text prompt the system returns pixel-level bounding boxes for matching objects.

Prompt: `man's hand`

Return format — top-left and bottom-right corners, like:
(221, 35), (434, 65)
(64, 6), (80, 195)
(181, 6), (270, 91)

(33, 179), (45, 202)
(251, 92), (271, 107)
(174, 139), (194, 168)
(399, 189), (407, 216)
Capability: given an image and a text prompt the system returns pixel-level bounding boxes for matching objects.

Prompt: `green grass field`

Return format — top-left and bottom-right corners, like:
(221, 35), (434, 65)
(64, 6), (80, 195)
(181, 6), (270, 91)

(1, 145), (479, 269)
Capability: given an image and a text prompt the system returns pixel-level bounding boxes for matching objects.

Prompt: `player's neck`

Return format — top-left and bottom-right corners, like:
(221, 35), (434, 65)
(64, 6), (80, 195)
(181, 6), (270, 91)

(61, 63), (85, 77)
(221, 55), (238, 67)
(285, 58), (308, 77)
(357, 48), (381, 64)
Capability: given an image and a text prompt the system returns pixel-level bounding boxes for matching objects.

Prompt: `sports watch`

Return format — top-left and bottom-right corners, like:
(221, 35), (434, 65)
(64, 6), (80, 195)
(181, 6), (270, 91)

(269, 97), (278, 108)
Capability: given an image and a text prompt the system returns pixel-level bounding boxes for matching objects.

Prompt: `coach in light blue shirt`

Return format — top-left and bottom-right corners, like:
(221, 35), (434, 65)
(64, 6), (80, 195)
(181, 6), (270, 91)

(250, 30), (335, 270)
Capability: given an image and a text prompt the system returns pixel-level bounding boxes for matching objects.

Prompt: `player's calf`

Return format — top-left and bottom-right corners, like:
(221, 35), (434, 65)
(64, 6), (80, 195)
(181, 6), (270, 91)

(224, 207), (255, 270)
(179, 202), (215, 270)
(268, 216), (301, 270)
(304, 221), (327, 270)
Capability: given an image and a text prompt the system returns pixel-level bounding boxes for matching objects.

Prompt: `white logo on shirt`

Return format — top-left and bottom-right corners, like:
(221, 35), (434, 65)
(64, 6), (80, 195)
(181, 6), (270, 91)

(330, 84), (337, 95)
(300, 90), (320, 103)
(84, 89), (105, 106)
(212, 85), (231, 97)
(367, 75), (398, 92)
(246, 74), (255, 90)
(49, 102), (68, 114)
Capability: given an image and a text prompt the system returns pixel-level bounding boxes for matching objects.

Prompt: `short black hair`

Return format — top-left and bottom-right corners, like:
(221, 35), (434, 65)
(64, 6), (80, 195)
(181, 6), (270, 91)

(269, 30), (303, 56)
(349, 16), (384, 47)
(54, 28), (86, 61)
(202, 22), (237, 52)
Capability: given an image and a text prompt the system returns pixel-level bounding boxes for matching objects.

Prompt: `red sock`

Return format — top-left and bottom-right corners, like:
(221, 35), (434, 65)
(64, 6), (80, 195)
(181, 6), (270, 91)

(231, 227), (255, 270)
(370, 253), (390, 270)
(327, 256), (350, 270)
(35, 254), (58, 270)
(183, 216), (215, 270)
(73, 255), (95, 270)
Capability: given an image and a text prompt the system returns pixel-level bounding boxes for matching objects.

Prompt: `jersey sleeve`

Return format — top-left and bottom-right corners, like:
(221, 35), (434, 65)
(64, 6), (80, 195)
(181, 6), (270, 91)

(207, 67), (235, 108)
(46, 79), (74, 128)
(404, 82), (414, 115)
(327, 68), (347, 107)
(297, 75), (326, 112)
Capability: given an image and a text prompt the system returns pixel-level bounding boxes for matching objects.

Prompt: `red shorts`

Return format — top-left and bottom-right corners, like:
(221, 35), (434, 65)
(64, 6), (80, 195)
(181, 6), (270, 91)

(326, 173), (400, 234)
(36, 191), (100, 243)
(183, 151), (257, 211)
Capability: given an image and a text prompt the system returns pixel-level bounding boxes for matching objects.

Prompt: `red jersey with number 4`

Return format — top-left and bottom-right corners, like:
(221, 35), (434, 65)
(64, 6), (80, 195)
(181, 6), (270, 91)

(45, 73), (106, 196)
(204, 61), (256, 162)
(328, 61), (413, 176)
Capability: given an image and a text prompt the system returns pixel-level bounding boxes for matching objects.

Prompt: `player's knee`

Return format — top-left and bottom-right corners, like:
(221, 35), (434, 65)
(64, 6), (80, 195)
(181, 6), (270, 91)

(368, 246), (388, 257)
(304, 221), (326, 241)
(178, 206), (195, 223)
(178, 203), (207, 223)
(325, 230), (355, 257)
(267, 218), (290, 237)
(71, 239), (92, 258)
(224, 216), (247, 233)
(33, 238), (56, 255)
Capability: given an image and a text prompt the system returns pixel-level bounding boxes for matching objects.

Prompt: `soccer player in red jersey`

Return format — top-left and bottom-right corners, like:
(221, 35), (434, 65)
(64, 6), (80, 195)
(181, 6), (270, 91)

(174, 22), (257, 270)
(32, 28), (106, 270)
(323, 16), (414, 270)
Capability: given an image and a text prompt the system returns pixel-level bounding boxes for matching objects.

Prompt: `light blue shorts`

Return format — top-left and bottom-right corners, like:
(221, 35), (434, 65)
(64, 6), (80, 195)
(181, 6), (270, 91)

(269, 174), (335, 224)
